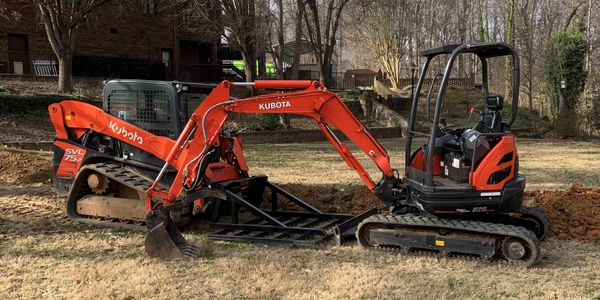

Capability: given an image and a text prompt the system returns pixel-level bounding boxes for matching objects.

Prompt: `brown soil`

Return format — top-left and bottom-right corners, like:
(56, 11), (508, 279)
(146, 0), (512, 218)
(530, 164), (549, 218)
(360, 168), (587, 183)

(278, 183), (381, 214)
(527, 184), (600, 242)
(0, 151), (52, 184)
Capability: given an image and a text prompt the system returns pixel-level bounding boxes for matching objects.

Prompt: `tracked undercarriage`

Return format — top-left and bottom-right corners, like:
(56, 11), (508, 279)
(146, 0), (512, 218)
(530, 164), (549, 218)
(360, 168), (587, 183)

(356, 214), (541, 266)
(65, 163), (192, 231)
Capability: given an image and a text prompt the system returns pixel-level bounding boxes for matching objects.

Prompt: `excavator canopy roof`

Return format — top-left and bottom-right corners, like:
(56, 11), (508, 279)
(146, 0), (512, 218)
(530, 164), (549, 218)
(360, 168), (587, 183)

(419, 42), (515, 58)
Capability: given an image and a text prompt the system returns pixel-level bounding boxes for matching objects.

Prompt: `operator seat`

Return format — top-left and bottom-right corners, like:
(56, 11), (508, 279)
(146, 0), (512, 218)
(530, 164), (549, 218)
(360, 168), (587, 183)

(462, 94), (505, 164)
(474, 94), (504, 133)
(434, 95), (504, 163)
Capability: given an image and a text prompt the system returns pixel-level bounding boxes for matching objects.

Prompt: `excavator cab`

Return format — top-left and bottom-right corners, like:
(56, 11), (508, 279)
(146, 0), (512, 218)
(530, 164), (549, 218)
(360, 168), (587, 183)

(356, 43), (548, 266)
(404, 42), (526, 214)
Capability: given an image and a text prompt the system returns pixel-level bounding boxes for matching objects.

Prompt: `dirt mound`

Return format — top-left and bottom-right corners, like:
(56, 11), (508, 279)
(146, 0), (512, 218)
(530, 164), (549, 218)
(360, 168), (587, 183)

(527, 184), (600, 242)
(278, 183), (380, 214)
(0, 151), (53, 184)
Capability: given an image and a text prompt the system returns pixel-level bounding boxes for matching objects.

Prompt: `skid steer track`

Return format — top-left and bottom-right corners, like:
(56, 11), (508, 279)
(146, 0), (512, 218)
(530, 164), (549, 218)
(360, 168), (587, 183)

(66, 163), (191, 231)
(356, 214), (541, 266)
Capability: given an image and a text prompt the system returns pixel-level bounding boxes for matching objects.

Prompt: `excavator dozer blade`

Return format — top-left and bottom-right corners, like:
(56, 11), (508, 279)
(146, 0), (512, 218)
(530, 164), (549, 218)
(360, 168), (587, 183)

(144, 207), (200, 259)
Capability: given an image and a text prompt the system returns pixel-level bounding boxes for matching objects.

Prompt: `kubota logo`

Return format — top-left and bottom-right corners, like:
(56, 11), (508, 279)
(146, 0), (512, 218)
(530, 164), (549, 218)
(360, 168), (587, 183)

(109, 121), (143, 145)
(258, 101), (292, 110)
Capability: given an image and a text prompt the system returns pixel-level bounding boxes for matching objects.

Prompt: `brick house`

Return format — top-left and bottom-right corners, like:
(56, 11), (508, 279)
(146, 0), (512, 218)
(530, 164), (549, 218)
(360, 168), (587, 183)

(0, 1), (223, 82)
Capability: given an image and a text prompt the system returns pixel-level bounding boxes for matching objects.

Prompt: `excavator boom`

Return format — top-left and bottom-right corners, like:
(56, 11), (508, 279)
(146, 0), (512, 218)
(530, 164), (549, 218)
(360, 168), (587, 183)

(50, 80), (398, 208)
(49, 80), (402, 259)
(153, 80), (395, 205)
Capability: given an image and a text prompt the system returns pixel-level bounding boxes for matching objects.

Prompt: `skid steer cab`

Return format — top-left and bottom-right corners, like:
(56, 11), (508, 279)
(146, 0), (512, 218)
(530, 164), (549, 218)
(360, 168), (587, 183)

(52, 80), (218, 197)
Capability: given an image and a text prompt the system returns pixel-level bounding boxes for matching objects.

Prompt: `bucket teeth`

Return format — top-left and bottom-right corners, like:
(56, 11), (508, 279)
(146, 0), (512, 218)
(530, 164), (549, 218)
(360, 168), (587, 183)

(144, 207), (198, 259)
(178, 244), (201, 258)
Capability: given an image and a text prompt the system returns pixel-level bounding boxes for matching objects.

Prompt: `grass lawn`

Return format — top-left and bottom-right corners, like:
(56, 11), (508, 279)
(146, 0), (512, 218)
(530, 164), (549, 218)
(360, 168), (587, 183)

(1, 138), (599, 299)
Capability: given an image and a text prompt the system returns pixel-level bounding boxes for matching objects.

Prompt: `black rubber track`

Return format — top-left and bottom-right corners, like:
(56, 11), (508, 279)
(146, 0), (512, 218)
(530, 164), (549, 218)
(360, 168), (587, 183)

(356, 213), (541, 267)
(517, 206), (550, 241)
(65, 163), (191, 231)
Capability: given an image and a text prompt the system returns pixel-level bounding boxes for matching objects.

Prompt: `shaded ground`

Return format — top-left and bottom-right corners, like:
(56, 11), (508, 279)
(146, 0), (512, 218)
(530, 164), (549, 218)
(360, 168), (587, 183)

(1, 139), (600, 299)
(0, 116), (55, 143)
(0, 77), (101, 143)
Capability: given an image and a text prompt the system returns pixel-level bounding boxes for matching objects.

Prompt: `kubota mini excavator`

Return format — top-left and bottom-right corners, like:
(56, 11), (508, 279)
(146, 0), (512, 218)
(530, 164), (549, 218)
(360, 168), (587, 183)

(49, 42), (548, 266)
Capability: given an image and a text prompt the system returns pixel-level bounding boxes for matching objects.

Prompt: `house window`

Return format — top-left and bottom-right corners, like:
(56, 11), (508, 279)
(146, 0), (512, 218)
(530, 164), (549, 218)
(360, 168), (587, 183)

(141, 0), (155, 15)
(161, 49), (172, 67)
(13, 62), (24, 74)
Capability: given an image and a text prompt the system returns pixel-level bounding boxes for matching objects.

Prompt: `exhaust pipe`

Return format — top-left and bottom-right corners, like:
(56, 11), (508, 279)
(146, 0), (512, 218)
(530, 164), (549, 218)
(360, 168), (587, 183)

(144, 206), (199, 259)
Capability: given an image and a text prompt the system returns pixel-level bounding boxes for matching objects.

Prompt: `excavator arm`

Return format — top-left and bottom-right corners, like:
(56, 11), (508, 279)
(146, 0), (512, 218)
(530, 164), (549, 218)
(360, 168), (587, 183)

(49, 80), (400, 212)
(148, 80), (397, 209)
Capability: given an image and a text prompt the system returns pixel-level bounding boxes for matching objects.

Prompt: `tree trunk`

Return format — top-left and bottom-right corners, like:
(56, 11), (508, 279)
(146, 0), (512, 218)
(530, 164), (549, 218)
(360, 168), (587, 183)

(320, 58), (331, 86)
(257, 53), (266, 78)
(319, 65), (327, 84)
(528, 90), (534, 110)
(243, 52), (256, 82)
(58, 52), (74, 92)
(279, 0), (303, 130)
(290, 0), (303, 80)
(504, 0), (515, 99)
(276, 0), (291, 129)
(477, 0), (486, 41)
(276, 0), (285, 79)
(278, 114), (292, 129)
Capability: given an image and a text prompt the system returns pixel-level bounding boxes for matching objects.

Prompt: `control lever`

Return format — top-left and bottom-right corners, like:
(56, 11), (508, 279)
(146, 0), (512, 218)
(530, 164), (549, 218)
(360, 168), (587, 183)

(465, 105), (475, 128)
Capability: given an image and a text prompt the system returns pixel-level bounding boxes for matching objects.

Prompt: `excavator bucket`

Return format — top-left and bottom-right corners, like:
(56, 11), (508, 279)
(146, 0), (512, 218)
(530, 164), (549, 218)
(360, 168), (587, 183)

(144, 207), (199, 259)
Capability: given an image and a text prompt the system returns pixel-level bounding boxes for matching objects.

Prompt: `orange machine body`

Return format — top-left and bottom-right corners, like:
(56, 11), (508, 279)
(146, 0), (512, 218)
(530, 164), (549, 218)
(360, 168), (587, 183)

(471, 135), (517, 191)
(48, 80), (396, 212)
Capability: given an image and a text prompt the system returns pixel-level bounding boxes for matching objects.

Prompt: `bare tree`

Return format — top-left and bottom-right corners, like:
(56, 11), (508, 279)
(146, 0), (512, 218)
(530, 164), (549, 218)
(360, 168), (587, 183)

(516, 0), (540, 110)
(359, 0), (411, 89)
(302, 0), (351, 85)
(222, 0), (271, 82)
(267, 0), (292, 129)
(268, 0), (286, 79)
(33, 0), (110, 92)
(505, 0), (515, 98)
(266, 0), (304, 80)
(290, 0), (304, 80)
(0, 1), (23, 21)
(171, 0), (270, 82)
(477, 0), (490, 42)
